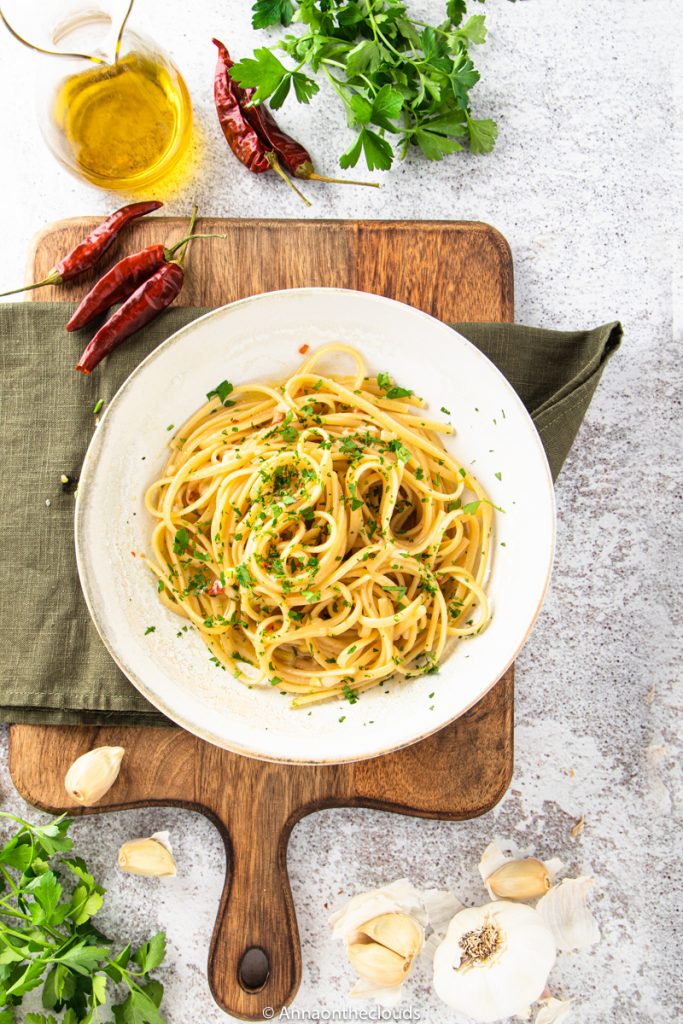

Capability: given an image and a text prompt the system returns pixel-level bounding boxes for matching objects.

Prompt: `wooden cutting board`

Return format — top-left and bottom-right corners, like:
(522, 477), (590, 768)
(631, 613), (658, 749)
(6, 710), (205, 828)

(9, 217), (514, 1021)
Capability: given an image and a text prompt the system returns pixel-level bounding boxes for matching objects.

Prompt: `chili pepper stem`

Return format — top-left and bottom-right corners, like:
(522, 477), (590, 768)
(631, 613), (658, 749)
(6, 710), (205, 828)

(0, 273), (61, 298)
(304, 172), (381, 189)
(175, 206), (199, 267)
(266, 153), (312, 207)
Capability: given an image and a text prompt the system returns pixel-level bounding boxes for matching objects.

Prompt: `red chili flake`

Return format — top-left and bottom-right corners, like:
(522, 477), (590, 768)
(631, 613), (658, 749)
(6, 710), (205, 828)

(298, 344), (310, 355)
(207, 580), (225, 597)
(130, 550), (136, 557)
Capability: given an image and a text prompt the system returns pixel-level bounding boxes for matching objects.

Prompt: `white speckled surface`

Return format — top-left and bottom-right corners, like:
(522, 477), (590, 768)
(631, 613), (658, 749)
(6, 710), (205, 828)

(0, 1), (681, 1021)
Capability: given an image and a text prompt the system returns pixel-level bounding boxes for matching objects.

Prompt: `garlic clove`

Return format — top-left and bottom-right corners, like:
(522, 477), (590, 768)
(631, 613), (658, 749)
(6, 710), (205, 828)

(117, 834), (177, 877)
(488, 858), (552, 901)
(358, 912), (424, 959)
(64, 746), (125, 805)
(347, 940), (411, 987)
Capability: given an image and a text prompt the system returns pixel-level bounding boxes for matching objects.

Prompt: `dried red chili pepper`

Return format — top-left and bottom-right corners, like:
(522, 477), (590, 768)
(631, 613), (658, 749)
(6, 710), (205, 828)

(213, 38), (269, 173)
(0, 200), (162, 298)
(246, 100), (379, 189)
(212, 39), (311, 206)
(75, 208), (223, 374)
(66, 245), (167, 331)
(213, 40), (377, 190)
(75, 261), (184, 374)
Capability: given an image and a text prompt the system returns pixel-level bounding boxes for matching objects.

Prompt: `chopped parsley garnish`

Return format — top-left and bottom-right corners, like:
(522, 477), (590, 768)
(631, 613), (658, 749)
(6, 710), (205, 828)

(302, 589), (320, 603)
(207, 379), (235, 405)
(173, 527), (190, 555)
(440, 406), (451, 415)
(235, 564), (254, 589)
(377, 371), (413, 400)
(144, 626), (156, 635)
(495, 471), (502, 480)
(342, 683), (359, 704)
(340, 436), (362, 459)
(388, 439), (410, 463)
(459, 467), (467, 478)
(92, 398), (104, 414)
(383, 585), (407, 600)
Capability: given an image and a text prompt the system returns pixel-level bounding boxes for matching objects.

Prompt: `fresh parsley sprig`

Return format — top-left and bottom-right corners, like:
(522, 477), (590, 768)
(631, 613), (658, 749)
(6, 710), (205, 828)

(0, 813), (167, 1024)
(230, 0), (497, 171)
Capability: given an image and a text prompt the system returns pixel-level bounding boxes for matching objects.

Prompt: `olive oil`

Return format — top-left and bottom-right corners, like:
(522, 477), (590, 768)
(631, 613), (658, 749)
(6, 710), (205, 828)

(53, 51), (192, 190)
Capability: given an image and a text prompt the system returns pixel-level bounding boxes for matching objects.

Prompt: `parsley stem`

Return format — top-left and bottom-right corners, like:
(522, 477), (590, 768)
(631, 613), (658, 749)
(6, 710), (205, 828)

(322, 67), (355, 112)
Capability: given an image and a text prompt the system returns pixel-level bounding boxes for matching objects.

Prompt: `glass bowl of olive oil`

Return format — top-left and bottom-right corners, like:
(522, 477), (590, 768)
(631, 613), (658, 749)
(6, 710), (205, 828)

(40, 9), (192, 190)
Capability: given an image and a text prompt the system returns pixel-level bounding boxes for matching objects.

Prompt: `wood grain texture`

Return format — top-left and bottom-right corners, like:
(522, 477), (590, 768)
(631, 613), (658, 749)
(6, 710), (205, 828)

(27, 217), (513, 320)
(11, 216), (514, 1020)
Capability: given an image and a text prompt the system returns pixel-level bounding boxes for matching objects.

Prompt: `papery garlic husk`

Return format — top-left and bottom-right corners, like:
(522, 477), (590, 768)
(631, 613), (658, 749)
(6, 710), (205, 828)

(117, 832), (177, 877)
(488, 859), (552, 901)
(64, 746), (125, 805)
(330, 878), (427, 941)
(433, 901), (556, 1023)
(535, 995), (572, 1023)
(536, 878), (599, 951)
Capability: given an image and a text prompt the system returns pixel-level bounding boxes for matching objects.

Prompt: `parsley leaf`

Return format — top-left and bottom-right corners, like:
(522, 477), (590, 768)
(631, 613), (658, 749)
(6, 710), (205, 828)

(207, 380), (235, 406)
(251, 0), (295, 29)
(172, 528), (189, 555)
(388, 439), (411, 464)
(0, 813), (168, 1022)
(377, 371), (412, 400)
(235, 564), (254, 589)
(467, 116), (499, 154)
(234, 0), (497, 170)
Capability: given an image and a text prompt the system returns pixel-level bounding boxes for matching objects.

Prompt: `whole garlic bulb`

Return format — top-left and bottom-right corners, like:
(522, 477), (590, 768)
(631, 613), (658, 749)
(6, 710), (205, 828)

(64, 746), (125, 805)
(433, 901), (556, 1022)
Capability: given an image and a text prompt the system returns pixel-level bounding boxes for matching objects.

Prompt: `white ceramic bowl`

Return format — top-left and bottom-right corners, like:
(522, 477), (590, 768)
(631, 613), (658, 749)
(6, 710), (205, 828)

(76, 289), (555, 764)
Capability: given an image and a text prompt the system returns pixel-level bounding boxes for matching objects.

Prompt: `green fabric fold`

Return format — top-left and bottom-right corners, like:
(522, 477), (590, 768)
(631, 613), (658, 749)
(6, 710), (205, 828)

(0, 303), (621, 725)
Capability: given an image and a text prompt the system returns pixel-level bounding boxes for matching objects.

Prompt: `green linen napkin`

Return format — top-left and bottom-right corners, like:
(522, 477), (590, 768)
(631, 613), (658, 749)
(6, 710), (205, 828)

(0, 303), (621, 726)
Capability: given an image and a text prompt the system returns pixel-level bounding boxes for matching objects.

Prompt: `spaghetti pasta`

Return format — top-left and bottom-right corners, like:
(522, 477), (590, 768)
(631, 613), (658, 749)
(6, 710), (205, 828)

(144, 344), (493, 707)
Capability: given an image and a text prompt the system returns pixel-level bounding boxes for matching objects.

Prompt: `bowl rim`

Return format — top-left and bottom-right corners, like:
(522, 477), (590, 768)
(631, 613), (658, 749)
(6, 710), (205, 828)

(75, 287), (556, 764)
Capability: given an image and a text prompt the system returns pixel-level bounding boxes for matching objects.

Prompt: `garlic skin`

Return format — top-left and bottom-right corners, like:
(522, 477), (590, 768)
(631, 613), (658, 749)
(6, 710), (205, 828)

(537, 878), (599, 951)
(117, 832), (177, 877)
(488, 858), (552, 901)
(433, 901), (556, 1023)
(330, 878), (426, 941)
(64, 746), (125, 805)
(535, 996), (572, 1023)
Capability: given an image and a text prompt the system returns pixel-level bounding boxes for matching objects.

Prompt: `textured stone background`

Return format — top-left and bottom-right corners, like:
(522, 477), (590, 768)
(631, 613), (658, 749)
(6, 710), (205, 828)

(0, 0), (680, 1021)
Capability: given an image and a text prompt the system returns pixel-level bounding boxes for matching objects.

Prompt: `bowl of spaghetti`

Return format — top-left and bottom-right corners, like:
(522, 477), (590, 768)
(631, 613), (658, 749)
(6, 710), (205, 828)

(76, 289), (555, 763)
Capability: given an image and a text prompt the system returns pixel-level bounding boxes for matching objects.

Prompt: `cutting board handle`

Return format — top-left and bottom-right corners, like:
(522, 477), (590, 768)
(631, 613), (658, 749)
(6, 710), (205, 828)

(208, 777), (302, 1019)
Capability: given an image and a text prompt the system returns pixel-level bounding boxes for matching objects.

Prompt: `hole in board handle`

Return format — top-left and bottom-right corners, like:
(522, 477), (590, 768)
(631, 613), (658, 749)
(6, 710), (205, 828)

(238, 947), (270, 992)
